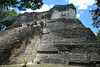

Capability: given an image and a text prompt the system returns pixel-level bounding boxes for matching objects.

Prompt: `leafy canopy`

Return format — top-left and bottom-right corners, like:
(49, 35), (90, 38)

(0, 0), (44, 10)
(89, 0), (100, 28)
(97, 29), (100, 40)
(0, 0), (44, 30)
(0, 9), (18, 30)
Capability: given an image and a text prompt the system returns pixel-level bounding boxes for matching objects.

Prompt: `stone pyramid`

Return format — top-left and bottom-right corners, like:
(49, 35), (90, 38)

(36, 18), (100, 65)
(0, 4), (100, 66)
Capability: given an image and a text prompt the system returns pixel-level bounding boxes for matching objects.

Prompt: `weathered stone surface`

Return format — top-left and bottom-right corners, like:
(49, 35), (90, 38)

(0, 23), (43, 64)
(0, 4), (100, 66)
(14, 4), (76, 23)
(36, 18), (100, 65)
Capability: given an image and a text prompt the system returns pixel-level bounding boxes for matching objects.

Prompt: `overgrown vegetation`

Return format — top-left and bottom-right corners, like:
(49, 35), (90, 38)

(96, 29), (100, 40)
(24, 59), (28, 65)
(40, 19), (44, 26)
(0, 9), (18, 30)
(0, 0), (44, 30)
(89, 0), (100, 28)
(23, 59), (28, 67)
(0, 0), (43, 10)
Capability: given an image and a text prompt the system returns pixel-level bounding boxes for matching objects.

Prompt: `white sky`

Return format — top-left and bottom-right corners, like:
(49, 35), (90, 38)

(21, 4), (54, 13)
(68, 0), (95, 10)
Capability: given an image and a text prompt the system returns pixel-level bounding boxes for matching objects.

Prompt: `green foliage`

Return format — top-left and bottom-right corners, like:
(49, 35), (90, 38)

(97, 29), (100, 40)
(0, 0), (43, 30)
(0, 9), (18, 30)
(0, 0), (44, 10)
(40, 19), (44, 23)
(89, 0), (100, 28)
(24, 59), (28, 65)
(40, 19), (44, 26)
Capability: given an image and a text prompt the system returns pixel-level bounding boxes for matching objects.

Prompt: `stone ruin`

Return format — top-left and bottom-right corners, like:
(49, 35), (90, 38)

(36, 18), (100, 66)
(0, 4), (100, 66)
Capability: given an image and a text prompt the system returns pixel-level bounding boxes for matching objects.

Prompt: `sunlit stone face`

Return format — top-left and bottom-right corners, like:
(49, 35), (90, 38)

(51, 9), (76, 19)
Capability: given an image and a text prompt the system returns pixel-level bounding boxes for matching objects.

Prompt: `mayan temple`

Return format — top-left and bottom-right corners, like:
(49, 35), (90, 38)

(0, 4), (100, 66)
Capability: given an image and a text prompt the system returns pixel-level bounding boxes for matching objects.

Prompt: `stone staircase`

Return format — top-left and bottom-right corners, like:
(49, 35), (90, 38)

(36, 18), (100, 65)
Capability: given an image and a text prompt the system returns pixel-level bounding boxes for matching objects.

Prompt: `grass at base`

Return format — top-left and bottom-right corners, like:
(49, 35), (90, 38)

(0, 63), (88, 67)
(0, 63), (67, 67)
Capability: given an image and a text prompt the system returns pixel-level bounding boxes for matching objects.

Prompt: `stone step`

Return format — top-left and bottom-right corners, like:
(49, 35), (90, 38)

(46, 19), (85, 28)
(40, 42), (76, 45)
(43, 27), (90, 34)
(43, 28), (51, 34)
(36, 54), (59, 60)
(42, 33), (55, 42)
(36, 54), (69, 64)
(43, 27), (97, 39)
(42, 32), (88, 42)
(37, 44), (58, 51)
(53, 42), (100, 46)
(40, 42), (100, 46)
(37, 51), (58, 54)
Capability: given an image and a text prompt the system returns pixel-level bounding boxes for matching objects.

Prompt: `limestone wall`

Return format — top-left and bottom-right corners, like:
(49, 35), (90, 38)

(14, 13), (36, 23)
(0, 23), (43, 64)
(14, 4), (76, 22)
(51, 9), (76, 19)
(36, 18), (100, 65)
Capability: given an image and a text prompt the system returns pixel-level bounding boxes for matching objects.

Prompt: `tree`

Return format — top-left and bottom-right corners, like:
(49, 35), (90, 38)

(96, 29), (100, 40)
(0, 9), (18, 30)
(89, 0), (100, 28)
(0, 0), (43, 10)
(0, 0), (44, 30)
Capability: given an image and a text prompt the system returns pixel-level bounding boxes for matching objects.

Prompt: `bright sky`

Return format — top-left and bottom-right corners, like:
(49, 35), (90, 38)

(11, 0), (99, 35)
